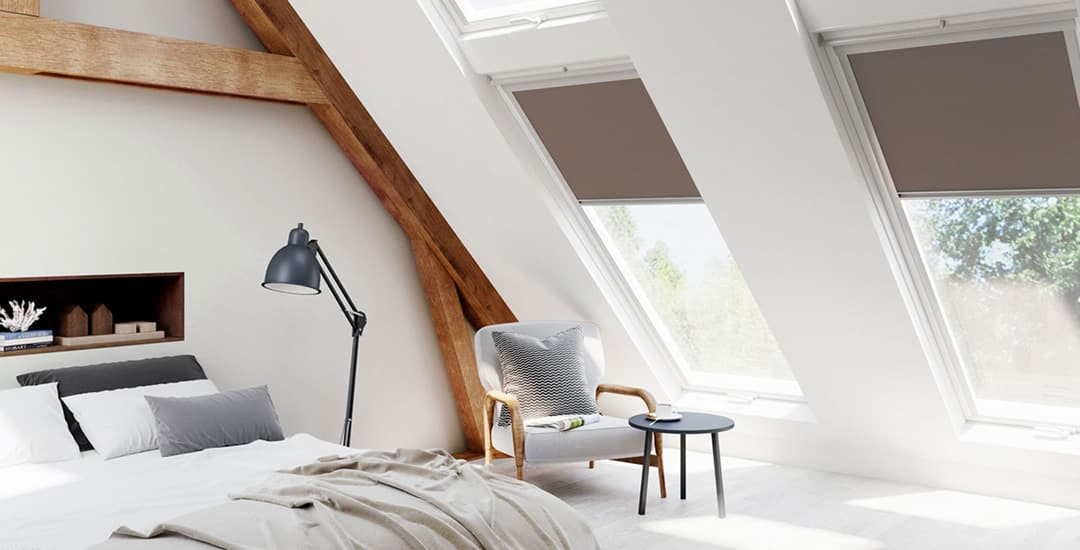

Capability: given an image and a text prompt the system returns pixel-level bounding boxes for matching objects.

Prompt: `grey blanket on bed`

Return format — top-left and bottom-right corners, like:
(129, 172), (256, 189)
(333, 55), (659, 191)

(95, 449), (597, 550)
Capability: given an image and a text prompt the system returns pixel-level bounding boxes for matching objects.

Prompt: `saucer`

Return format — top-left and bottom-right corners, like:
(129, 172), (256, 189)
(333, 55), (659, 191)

(647, 412), (683, 421)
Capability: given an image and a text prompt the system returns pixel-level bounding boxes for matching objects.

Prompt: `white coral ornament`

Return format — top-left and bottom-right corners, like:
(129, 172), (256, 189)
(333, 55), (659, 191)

(0, 300), (46, 332)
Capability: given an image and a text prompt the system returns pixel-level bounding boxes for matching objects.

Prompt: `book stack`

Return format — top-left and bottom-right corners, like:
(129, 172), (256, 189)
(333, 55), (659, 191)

(0, 330), (54, 352)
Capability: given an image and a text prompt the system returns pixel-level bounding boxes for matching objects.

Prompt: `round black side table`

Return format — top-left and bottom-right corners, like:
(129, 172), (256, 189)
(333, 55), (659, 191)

(629, 412), (735, 517)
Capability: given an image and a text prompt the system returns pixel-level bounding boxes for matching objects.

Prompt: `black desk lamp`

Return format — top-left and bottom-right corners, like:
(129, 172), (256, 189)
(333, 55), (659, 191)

(262, 222), (367, 447)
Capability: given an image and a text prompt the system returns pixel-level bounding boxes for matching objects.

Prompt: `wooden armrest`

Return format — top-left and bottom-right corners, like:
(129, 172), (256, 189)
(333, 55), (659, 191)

(596, 383), (657, 413)
(485, 389), (519, 409)
(483, 390), (523, 431)
(483, 390), (525, 470)
(483, 391), (520, 427)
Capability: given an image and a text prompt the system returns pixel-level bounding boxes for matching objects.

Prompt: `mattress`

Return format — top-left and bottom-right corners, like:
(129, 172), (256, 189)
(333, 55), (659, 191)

(0, 434), (351, 550)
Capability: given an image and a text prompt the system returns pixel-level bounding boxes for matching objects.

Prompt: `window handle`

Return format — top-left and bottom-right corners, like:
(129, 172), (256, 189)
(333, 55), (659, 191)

(726, 393), (756, 405)
(1032, 426), (1075, 440)
(508, 15), (544, 26)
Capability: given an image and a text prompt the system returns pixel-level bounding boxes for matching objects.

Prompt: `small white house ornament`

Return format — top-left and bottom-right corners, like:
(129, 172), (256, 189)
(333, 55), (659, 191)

(0, 300), (46, 332)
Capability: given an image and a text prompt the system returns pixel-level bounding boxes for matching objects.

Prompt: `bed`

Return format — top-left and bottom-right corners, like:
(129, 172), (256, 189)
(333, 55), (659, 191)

(1, 434), (344, 548)
(0, 356), (598, 549)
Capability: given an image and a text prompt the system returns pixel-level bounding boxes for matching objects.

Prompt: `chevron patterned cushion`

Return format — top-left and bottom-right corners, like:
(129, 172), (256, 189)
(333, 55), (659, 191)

(494, 326), (599, 426)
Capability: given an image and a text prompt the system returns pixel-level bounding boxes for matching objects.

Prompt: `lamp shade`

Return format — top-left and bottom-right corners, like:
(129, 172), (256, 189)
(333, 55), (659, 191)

(262, 223), (321, 295)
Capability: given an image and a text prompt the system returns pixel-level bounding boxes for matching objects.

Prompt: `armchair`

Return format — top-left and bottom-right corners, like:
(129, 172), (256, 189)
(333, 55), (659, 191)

(476, 321), (666, 498)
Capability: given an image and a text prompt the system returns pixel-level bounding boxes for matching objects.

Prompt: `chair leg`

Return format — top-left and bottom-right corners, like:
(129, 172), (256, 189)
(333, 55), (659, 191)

(655, 433), (667, 498)
(588, 460), (595, 469)
(511, 416), (525, 481)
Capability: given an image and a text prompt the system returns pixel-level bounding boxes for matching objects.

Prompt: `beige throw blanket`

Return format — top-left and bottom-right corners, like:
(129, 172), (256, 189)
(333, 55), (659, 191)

(97, 449), (597, 550)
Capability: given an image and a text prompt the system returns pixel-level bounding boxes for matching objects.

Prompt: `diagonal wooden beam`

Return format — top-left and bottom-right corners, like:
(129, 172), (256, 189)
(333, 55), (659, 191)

(0, 12), (327, 104)
(411, 239), (486, 451)
(230, 0), (291, 55)
(230, 0), (516, 330)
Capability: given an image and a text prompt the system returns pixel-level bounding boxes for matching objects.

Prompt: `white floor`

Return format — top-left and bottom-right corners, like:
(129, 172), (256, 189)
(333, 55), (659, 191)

(486, 450), (1080, 550)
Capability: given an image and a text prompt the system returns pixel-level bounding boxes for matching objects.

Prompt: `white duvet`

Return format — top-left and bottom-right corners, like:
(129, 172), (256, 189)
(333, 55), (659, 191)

(0, 434), (351, 550)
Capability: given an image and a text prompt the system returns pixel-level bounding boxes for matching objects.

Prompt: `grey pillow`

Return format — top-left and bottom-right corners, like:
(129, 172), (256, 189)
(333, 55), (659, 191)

(146, 385), (284, 457)
(494, 326), (599, 426)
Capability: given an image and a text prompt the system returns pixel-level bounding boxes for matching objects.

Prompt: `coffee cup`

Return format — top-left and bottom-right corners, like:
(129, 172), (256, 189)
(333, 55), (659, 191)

(655, 403), (675, 418)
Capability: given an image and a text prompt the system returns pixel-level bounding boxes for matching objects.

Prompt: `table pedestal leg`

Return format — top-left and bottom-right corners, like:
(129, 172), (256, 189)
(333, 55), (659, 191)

(680, 433), (686, 500)
(711, 432), (725, 518)
(638, 431), (653, 515)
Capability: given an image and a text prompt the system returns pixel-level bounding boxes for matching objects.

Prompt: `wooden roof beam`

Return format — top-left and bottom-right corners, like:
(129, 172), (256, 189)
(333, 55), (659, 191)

(412, 239), (487, 450)
(232, 0), (516, 451)
(231, 0), (517, 329)
(0, 12), (327, 104)
(0, 1), (513, 452)
(0, 0), (37, 16)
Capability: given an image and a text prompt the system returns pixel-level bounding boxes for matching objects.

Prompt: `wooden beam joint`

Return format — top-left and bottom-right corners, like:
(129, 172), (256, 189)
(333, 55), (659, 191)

(0, 0), (517, 451)
(230, 0), (516, 326)
(229, 0), (518, 450)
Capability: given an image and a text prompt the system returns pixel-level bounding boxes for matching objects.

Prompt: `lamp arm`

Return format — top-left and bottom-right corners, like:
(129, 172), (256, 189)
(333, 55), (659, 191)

(309, 240), (367, 335)
(307, 239), (366, 447)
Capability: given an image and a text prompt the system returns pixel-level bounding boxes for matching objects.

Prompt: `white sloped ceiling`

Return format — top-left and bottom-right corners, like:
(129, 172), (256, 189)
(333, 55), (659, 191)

(291, 0), (1080, 507)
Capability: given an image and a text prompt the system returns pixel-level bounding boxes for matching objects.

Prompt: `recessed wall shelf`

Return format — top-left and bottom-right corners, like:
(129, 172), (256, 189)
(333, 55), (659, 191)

(0, 272), (184, 357)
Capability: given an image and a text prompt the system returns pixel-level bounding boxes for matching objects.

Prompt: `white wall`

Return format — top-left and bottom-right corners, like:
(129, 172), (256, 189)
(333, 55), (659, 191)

(44, 0), (262, 48)
(0, 2), (463, 452)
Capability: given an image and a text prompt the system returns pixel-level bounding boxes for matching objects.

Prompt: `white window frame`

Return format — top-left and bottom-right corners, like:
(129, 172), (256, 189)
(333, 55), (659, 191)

(434, 0), (604, 36)
(815, 3), (1080, 431)
(494, 67), (807, 409)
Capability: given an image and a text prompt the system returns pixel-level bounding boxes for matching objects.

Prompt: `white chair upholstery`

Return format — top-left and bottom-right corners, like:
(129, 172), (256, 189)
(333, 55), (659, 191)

(476, 321), (666, 488)
(491, 416), (647, 463)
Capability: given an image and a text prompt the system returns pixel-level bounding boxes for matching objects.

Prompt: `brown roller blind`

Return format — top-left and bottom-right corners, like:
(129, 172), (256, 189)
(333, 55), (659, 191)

(850, 32), (1080, 195)
(515, 78), (699, 201)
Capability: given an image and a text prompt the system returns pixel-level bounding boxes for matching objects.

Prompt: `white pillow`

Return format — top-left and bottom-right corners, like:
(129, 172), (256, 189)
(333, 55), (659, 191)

(0, 383), (80, 467)
(62, 379), (218, 459)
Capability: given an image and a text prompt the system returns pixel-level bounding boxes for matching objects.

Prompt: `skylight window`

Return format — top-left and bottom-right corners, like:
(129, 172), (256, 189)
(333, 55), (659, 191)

(507, 77), (801, 402)
(584, 202), (799, 397)
(443, 0), (602, 31)
(829, 23), (1080, 430)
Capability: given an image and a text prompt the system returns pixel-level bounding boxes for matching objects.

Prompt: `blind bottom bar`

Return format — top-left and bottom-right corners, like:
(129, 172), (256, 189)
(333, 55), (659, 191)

(577, 197), (704, 205)
(898, 188), (1080, 199)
